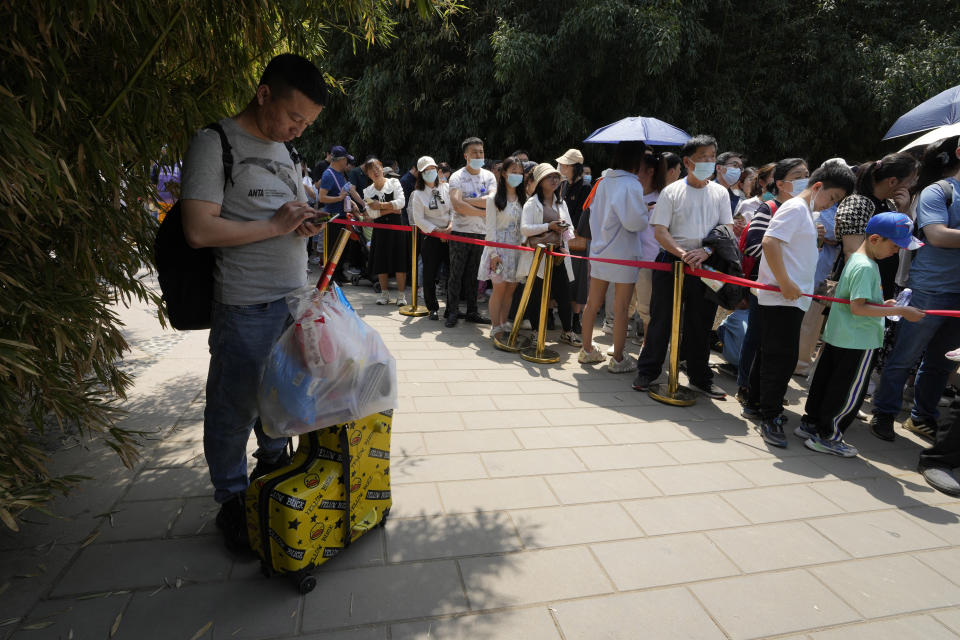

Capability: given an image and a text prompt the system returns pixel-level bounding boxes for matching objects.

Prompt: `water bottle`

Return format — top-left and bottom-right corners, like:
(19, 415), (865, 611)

(890, 288), (911, 322)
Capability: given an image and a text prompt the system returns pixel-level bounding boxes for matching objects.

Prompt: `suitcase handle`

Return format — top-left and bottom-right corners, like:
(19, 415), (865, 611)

(352, 507), (381, 534)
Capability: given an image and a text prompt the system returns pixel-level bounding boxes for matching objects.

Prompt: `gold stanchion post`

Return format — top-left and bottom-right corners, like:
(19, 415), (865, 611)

(493, 245), (543, 352)
(648, 261), (697, 406)
(399, 227), (428, 317)
(322, 224), (329, 266)
(521, 244), (561, 364)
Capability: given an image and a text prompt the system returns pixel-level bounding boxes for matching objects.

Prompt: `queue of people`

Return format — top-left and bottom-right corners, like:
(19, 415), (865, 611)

(304, 131), (960, 499)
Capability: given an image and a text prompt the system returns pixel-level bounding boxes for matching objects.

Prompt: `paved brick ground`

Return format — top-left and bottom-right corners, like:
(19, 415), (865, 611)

(2, 273), (959, 640)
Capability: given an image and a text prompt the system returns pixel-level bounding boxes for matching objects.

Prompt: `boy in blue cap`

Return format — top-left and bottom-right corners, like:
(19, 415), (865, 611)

(796, 212), (925, 457)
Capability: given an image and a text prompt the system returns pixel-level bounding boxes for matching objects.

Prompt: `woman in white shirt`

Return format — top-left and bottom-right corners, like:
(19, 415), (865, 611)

(578, 141), (650, 372)
(519, 163), (580, 347)
(478, 156), (527, 334)
(408, 156), (452, 320)
(363, 158), (408, 305)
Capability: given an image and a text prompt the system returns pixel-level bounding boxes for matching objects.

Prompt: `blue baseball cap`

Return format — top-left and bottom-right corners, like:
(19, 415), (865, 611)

(865, 212), (924, 250)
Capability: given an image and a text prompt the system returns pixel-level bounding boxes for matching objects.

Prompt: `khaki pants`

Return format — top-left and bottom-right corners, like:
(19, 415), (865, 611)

(795, 300), (826, 374)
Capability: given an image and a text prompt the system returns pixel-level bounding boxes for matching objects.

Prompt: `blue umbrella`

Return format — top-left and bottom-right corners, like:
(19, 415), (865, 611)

(883, 84), (960, 140)
(584, 116), (690, 146)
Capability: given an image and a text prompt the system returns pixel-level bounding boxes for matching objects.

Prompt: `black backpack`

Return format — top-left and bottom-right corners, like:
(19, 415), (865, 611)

(154, 124), (302, 330)
(154, 123), (232, 330)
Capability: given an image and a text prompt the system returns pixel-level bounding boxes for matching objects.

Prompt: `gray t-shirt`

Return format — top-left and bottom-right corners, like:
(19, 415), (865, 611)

(181, 117), (307, 305)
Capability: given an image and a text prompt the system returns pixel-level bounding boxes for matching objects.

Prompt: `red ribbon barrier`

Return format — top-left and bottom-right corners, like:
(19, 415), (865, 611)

(324, 217), (960, 317)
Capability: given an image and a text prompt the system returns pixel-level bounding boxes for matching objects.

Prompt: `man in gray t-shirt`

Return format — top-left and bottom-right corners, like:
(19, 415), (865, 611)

(180, 54), (327, 553)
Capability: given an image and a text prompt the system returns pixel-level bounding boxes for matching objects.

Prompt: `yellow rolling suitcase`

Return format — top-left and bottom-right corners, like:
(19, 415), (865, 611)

(246, 410), (392, 593)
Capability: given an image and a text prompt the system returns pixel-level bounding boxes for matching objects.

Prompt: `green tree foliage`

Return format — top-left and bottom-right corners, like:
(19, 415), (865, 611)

(305, 0), (960, 168)
(0, 0), (441, 531)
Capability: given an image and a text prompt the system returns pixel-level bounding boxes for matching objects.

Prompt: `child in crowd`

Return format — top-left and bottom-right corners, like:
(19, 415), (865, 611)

(796, 212), (925, 456)
(747, 161), (856, 447)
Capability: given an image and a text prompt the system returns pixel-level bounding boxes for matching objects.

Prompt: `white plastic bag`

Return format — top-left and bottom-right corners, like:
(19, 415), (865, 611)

(258, 287), (397, 438)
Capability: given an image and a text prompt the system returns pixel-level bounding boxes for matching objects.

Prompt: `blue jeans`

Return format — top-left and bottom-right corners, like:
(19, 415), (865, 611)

(872, 288), (960, 421)
(204, 298), (291, 503)
(737, 292), (760, 388)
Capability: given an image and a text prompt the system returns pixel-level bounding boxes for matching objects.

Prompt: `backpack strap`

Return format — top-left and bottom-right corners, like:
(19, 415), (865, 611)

(204, 122), (234, 187)
(936, 179), (954, 208)
(284, 142), (301, 167)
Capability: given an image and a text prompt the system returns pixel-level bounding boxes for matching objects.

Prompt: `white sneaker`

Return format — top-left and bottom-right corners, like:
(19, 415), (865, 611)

(396, 295), (408, 307)
(520, 319), (532, 330)
(578, 348), (605, 364)
(376, 292), (389, 305)
(601, 321), (614, 335)
(607, 355), (635, 374)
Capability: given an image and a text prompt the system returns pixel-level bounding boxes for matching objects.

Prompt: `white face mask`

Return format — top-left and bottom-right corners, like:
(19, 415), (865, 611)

(722, 166), (742, 185)
(691, 162), (714, 181)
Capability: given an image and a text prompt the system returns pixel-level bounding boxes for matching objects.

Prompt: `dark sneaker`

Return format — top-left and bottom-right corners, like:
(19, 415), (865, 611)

(464, 312), (490, 324)
(691, 381), (725, 400)
(571, 314), (582, 335)
(742, 405), (761, 419)
(903, 416), (938, 442)
(805, 434), (859, 457)
(249, 449), (292, 482)
(632, 374), (652, 392)
(759, 418), (788, 448)
(428, 310), (439, 321)
(215, 495), (250, 554)
(918, 465), (960, 497)
(794, 418), (818, 441)
(869, 413), (896, 442)
(444, 315), (457, 328)
(735, 387), (749, 406)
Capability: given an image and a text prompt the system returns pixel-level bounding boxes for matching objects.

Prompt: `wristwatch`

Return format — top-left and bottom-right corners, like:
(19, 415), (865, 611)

(703, 247), (713, 256)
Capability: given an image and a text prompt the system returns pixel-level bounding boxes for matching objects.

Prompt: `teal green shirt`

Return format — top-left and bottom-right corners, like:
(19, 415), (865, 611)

(822, 252), (884, 350)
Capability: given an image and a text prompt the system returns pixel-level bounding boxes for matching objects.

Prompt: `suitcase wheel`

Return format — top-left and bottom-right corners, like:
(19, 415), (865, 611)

(295, 571), (317, 595)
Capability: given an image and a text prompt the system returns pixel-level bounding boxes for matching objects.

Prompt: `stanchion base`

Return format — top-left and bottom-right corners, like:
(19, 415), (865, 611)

(398, 305), (429, 317)
(520, 347), (560, 364)
(493, 331), (532, 353)
(648, 383), (697, 407)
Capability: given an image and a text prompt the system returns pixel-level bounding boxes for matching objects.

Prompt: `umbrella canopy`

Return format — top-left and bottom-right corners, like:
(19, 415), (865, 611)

(898, 122), (960, 152)
(584, 116), (690, 146)
(883, 85), (960, 140)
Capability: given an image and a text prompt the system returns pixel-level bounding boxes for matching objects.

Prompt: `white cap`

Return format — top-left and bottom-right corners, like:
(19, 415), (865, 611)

(417, 156), (437, 173)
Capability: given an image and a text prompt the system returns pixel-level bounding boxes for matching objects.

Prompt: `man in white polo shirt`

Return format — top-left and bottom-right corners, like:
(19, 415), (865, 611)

(445, 136), (496, 327)
(634, 134), (732, 399)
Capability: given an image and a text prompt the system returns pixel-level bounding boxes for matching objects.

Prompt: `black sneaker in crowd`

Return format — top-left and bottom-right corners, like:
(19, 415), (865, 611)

(215, 495), (250, 554)
(249, 448), (292, 482)
(571, 314), (582, 335)
(869, 413), (896, 442)
(444, 314), (457, 328)
(691, 381), (726, 400)
(428, 310), (439, 321)
(903, 416), (938, 442)
(464, 312), (490, 324)
(759, 417), (788, 448)
(632, 374), (652, 392)
(735, 387), (749, 406)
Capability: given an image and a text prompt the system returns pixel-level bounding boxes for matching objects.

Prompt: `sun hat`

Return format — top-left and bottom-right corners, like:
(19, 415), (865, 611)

(532, 162), (562, 187)
(864, 212), (924, 250)
(417, 156), (437, 173)
(555, 148), (584, 165)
